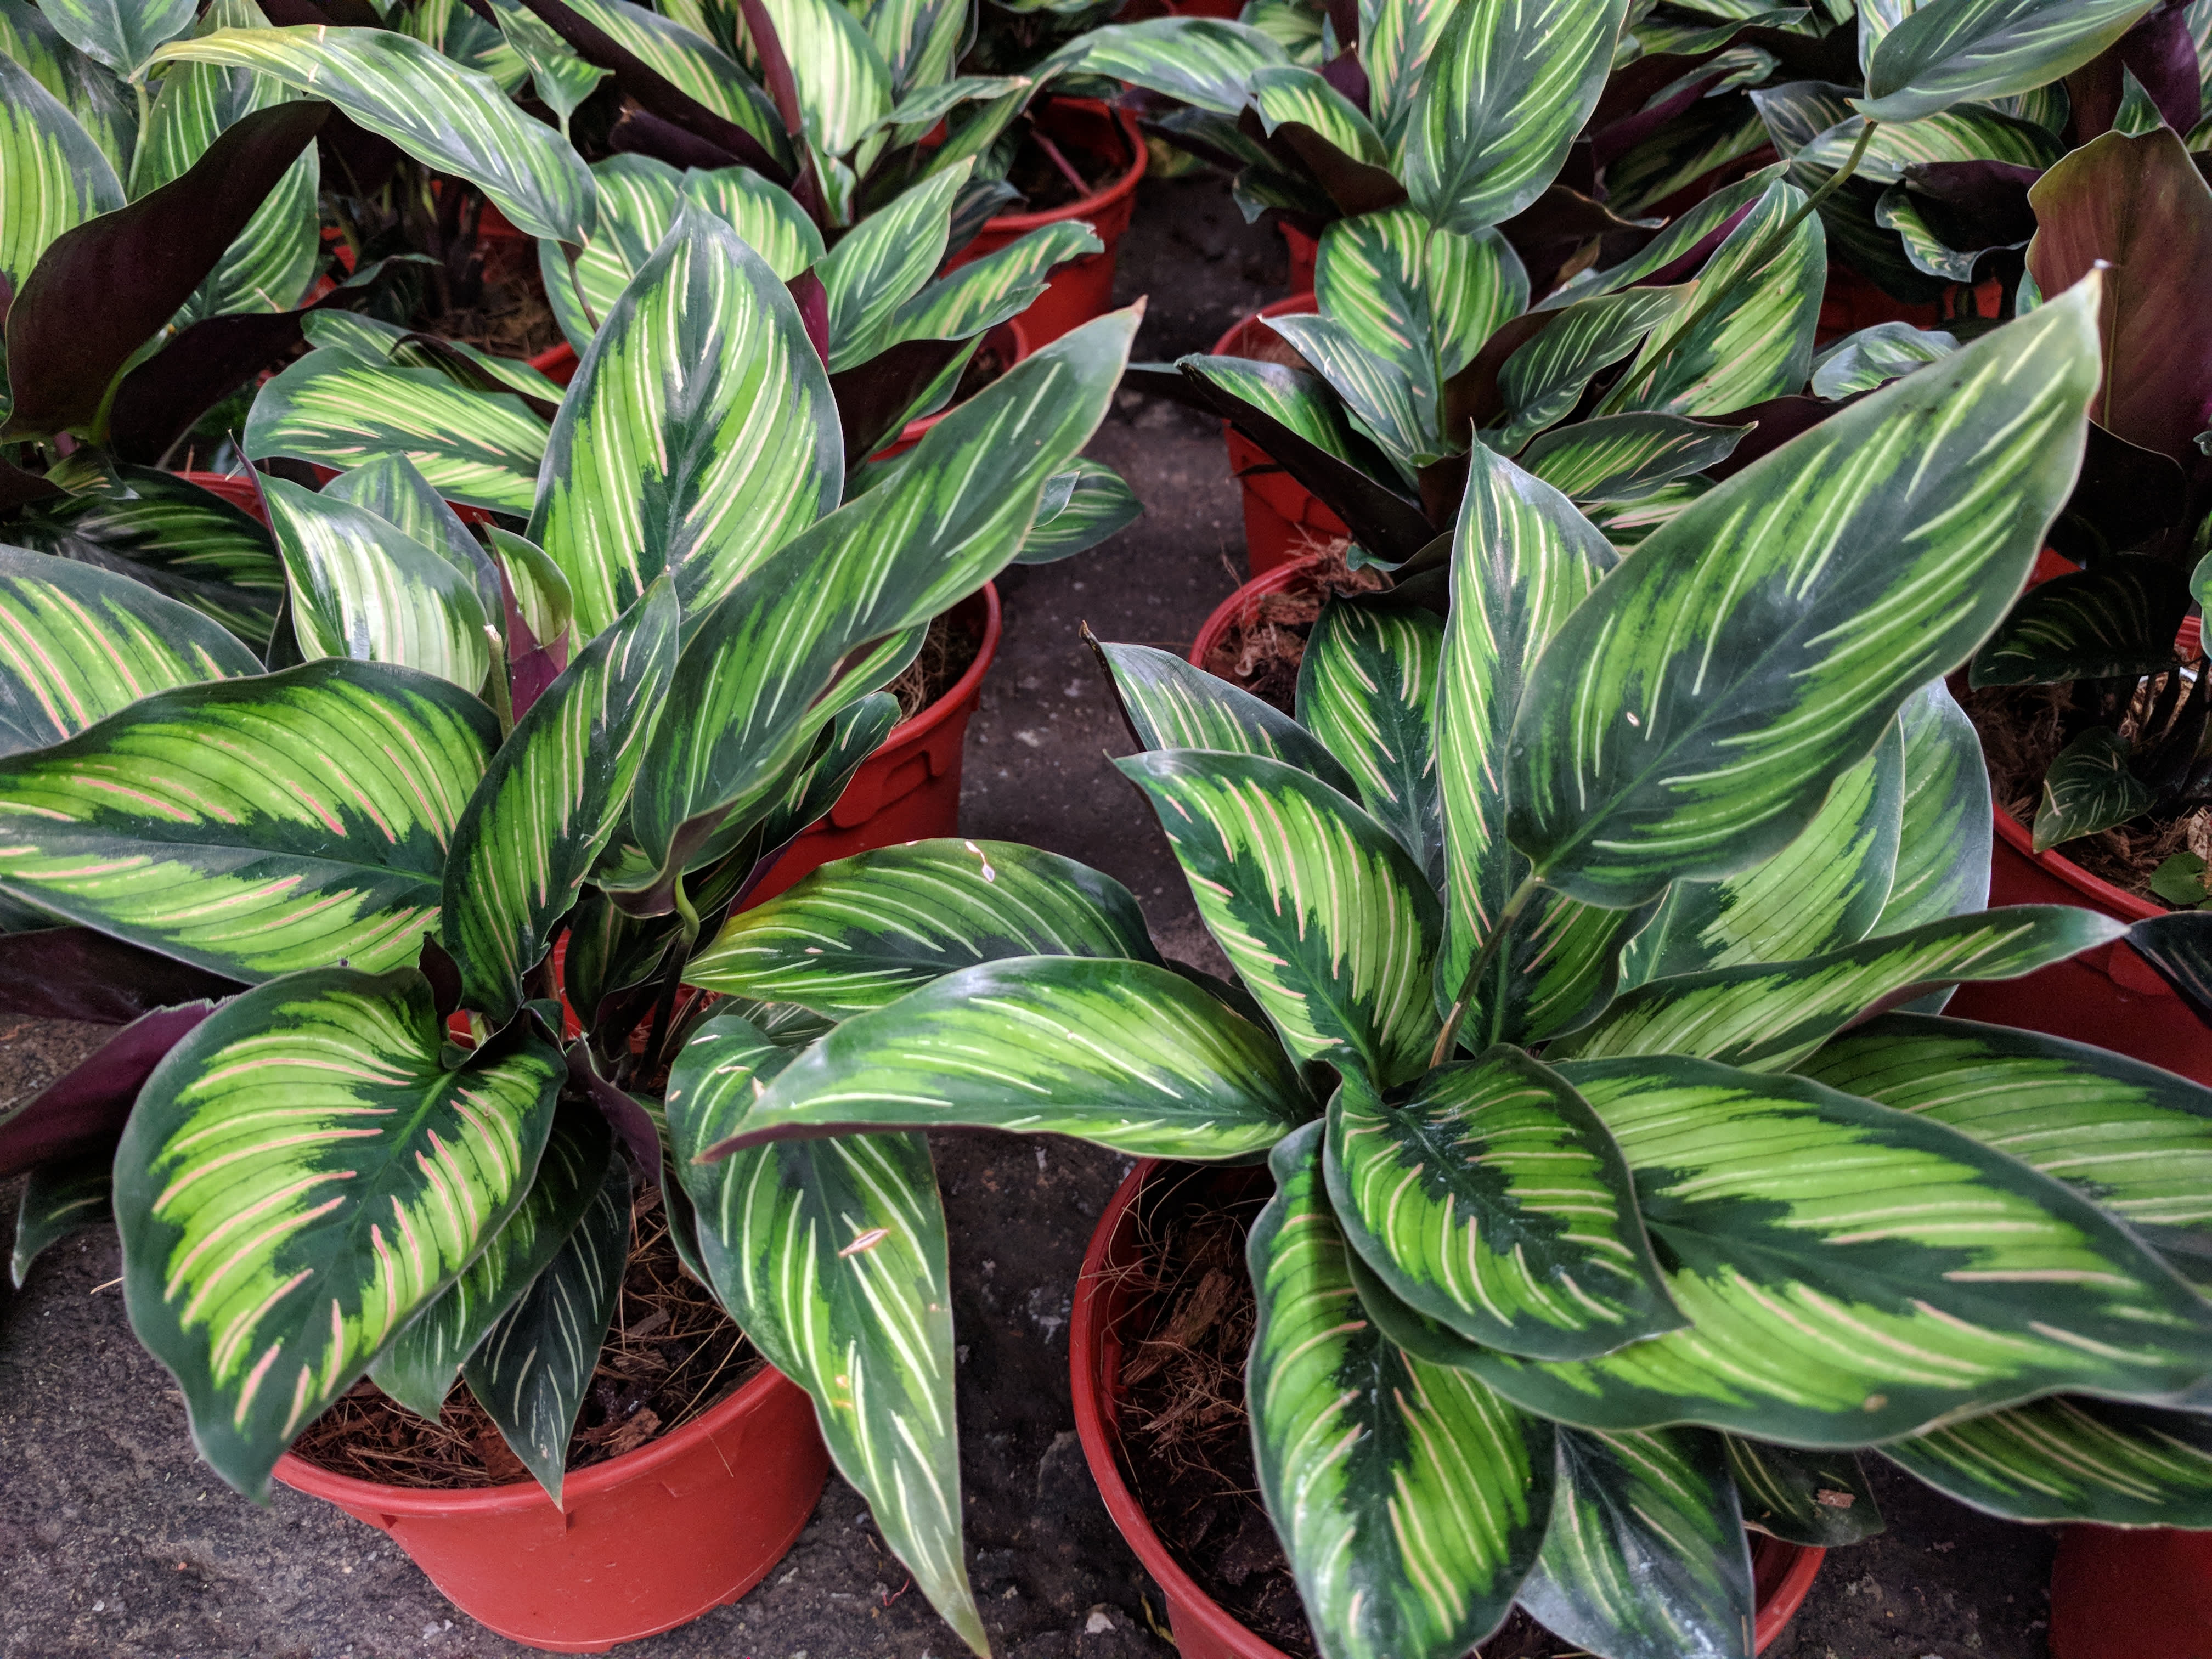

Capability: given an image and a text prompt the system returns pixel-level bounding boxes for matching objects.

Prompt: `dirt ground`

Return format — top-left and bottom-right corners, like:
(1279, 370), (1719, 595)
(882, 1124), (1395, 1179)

(0, 172), (2066, 1659)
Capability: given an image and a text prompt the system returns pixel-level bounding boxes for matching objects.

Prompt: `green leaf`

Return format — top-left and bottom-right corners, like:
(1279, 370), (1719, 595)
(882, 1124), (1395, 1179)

(1095, 641), (1361, 797)
(1119, 749), (1441, 1088)
(1017, 460), (1140, 565)
(1881, 1395), (2212, 1526)
(259, 475), (494, 693)
(38, 0), (193, 76)
(696, 955), (1310, 1160)
(1546, 165), (1788, 306)
(1796, 1011), (2212, 1295)
(1518, 1426), (1755, 1659)
(10, 1148), (110, 1286)
(1454, 1054), (2212, 1443)
(1316, 206), (1528, 419)
(1522, 414), (1748, 504)
(1250, 64), (1387, 167)
(0, 661), (496, 982)
(466, 1137), (630, 1504)
(2030, 727), (2154, 853)
(443, 583), (679, 1024)
(1401, 0), (1631, 236)
(484, 0), (610, 132)
(1726, 1438), (1884, 1545)
(1555, 905), (2126, 1072)
(885, 221), (1103, 356)
(1860, 0), (2158, 123)
(1876, 186), (1993, 282)
(115, 965), (565, 1496)
(323, 453), (503, 627)
(1325, 1051), (1679, 1361)
(820, 163), (968, 371)
(0, 0), (134, 177)
(1053, 18), (1288, 116)
(1877, 682), (1991, 935)
(0, 544), (262, 757)
(1296, 596), (1446, 890)
(1812, 320), (1961, 400)
(534, 203), (840, 644)
(1250, 1120), (1555, 1659)
(246, 349), (549, 517)
(1178, 353), (1395, 481)
(1509, 279), (2100, 911)
(151, 26), (597, 245)
(856, 0), (965, 93)
(667, 1016), (984, 1654)
(1494, 285), (1693, 452)
(370, 1101), (611, 1419)
(487, 527), (572, 653)
(755, 0), (891, 155)
(1268, 310), (1436, 467)
(1797, 106), (2066, 184)
(540, 0), (787, 167)
(1604, 94), (1775, 224)
(684, 839), (1160, 1013)
(1969, 555), (2190, 689)
(0, 50), (121, 294)
(1358, 0), (1457, 146)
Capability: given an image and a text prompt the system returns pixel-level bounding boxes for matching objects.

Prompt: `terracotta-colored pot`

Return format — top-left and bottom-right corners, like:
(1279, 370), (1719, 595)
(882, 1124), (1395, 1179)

(947, 99), (1146, 345)
(2050, 1523), (2212, 1658)
(1280, 222), (1318, 296)
(274, 1367), (828, 1654)
(1210, 295), (1348, 575)
(1070, 1161), (1827, 1659)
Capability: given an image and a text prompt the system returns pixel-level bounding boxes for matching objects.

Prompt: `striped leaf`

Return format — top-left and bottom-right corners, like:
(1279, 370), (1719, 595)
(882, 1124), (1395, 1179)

(1318, 206), (1527, 408)
(1250, 64), (1387, 167)
(1401, 0), (1630, 236)
(1268, 309), (1437, 467)
(667, 1014), (983, 1654)
(1811, 321), (1961, 399)
(1860, 0), (2158, 123)
(1522, 414), (1748, 503)
(856, 0), (964, 93)
(0, 545), (261, 757)
(260, 476), (494, 693)
(465, 1141), (630, 1503)
(323, 453), (504, 628)
(1509, 280), (2099, 912)
(535, 0), (787, 166)
(1096, 642), (1360, 797)
(1326, 1051), (1678, 1361)
(1054, 18), (1289, 116)
(1881, 1395), (2212, 1526)
(246, 350), (549, 517)
(1726, 1438), (1884, 1546)
(1546, 165), (1790, 306)
(684, 839), (1160, 1013)
(755, 0), (891, 156)
(1296, 596), (1445, 890)
(0, 0), (134, 177)
(150, 26), (597, 245)
(1798, 106), (2065, 185)
(0, 661), (496, 982)
(1357, 0), (1456, 145)
(443, 583), (679, 1024)
(1436, 444), (1627, 1049)
(1119, 748), (1441, 1088)
(1583, 482), (1711, 552)
(1877, 185), (1989, 281)
(1250, 1120), (1555, 1659)
(1018, 460), (1139, 565)
(624, 310), (1133, 907)
(300, 313), (569, 411)
(1597, 180), (1824, 419)
(0, 50), (120, 294)
(115, 965), (565, 1496)
(10, 1148), (111, 1287)
(820, 165), (968, 371)
(697, 955), (1309, 1160)
(38, 0), (192, 76)
(1796, 1012), (2212, 1294)
(488, 528), (573, 657)
(1970, 556), (2191, 689)
(370, 1102), (611, 1419)
(1606, 97), (1775, 222)
(485, 0), (608, 131)
(1456, 1055), (2212, 1442)
(1178, 354), (1393, 479)
(2032, 728), (2154, 853)
(1517, 1426), (1755, 1659)
(1624, 723), (1905, 987)
(676, 163), (821, 278)
(1554, 905), (2126, 1072)
(1494, 285), (1694, 452)
(532, 202), (839, 644)
(1876, 681), (1990, 935)
(885, 222), (1103, 354)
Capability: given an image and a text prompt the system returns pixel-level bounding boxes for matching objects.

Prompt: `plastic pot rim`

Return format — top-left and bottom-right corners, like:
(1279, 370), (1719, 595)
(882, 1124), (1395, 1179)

(978, 100), (1147, 237)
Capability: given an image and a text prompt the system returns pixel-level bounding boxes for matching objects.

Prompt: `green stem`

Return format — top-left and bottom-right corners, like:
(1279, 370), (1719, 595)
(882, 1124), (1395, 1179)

(1429, 872), (1542, 1070)
(482, 624), (515, 740)
(565, 247), (599, 336)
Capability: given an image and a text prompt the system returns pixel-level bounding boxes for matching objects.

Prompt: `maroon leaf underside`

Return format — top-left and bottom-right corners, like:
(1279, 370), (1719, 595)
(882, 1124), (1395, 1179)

(0, 929), (244, 1025)
(0, 1002), (219, 1178)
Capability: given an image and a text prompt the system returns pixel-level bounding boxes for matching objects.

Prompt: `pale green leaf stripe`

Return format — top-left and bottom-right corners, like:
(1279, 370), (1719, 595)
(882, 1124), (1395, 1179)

(1797, 1013), (2212, 1294)
(1545, 166), (1788, 308)
(1359, 0), (1454, 144)
(1326, 1052), (1680, 1362)
(0, 50), (120, 290)
(757, 0), (891, 155)
(246, 351), (549, 517)
(1119, 748), (1441, 1088)
(1464, 1057), (2212, 1443)
(1860, 0), (2157, 123)
(1270, 311), (1433, 467)
(821, 165), (967, 372)
(1052, 18), (1289, 116)
(1251, 1121), (1553, 1659)
(1551, 905), (2125, 1073)
(115, 966), (565, 1496)
(1317, 207), (1528, 399)
(0, 545), (261, 757)
(531, 204), (840, 643)
(685, 839), (1161, 1013)
(0, 0), (136, 177)
(443, 583), (679, 1024)
(1099, 642), (1361, 797)
(1882, 1395), (2212, 1526)
(546, 0), (786, 162)
(887, 221), (1102, 351)
(702, 955), (1310, 1160)
(1179, 355), (1376, 471)
(667, 1013), (985, 1655)
(1296, 597), (1446, 890)
(0, 661), (496, 981)
(1522, 414), (1748, 504)
(1797, 107), (2062, 187)
(1813, 321), (1962, 402)
(151, 26), (596, 244)
(324, 453), (504, 627)
(39, 0), (193, 75)
(1017, 460), (1140, 565)
(1496, 285), (1692, 450)
(1250, 64), (1385, 165)
(860, 0), (966, 94)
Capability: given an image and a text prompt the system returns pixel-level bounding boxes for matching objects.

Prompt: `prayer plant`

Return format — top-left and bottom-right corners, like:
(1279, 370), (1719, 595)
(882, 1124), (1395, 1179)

(671, 278), (2212, 1659)
(0, 184), (1139, 1654)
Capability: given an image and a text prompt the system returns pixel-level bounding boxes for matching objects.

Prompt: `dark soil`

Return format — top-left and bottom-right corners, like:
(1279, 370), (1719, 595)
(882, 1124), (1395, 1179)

(289, 1182), (760, 1491)
(952, 336), (1014, 407)
(1199, 544), (1390, 713)
(430, 227), (564, 363)
(888, 607), (986, 723)
(1008, 113), (1131, 213)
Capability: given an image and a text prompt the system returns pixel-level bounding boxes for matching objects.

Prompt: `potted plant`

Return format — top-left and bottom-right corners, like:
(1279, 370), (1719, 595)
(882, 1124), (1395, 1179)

(0, 179), (1139, 1646)
(664, 275), (2212, 1657)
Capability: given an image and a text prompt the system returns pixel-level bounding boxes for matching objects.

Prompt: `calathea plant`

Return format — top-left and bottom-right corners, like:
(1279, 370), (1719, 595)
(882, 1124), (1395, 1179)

(669, 278), (2212, 1659)
(0, 190), (1137, 1651)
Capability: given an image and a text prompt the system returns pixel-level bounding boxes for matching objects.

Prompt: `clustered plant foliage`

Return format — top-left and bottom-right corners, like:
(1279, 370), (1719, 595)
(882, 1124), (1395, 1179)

(8, 3), (2212, 1659)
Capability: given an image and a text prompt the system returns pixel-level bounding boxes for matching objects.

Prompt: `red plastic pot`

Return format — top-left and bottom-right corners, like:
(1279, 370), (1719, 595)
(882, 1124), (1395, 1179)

(946, 99), (1146, 346)
(273, 1366), (829, 1654)
(1211, 295), (1347, 575)
(1280, 222), (1318, 296)
(2050, 1523), (2212, 1657)
(1070, 1161), (1826, 1659)
(1188, 554), (1324, 674)
(179, 468), (499, 530)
